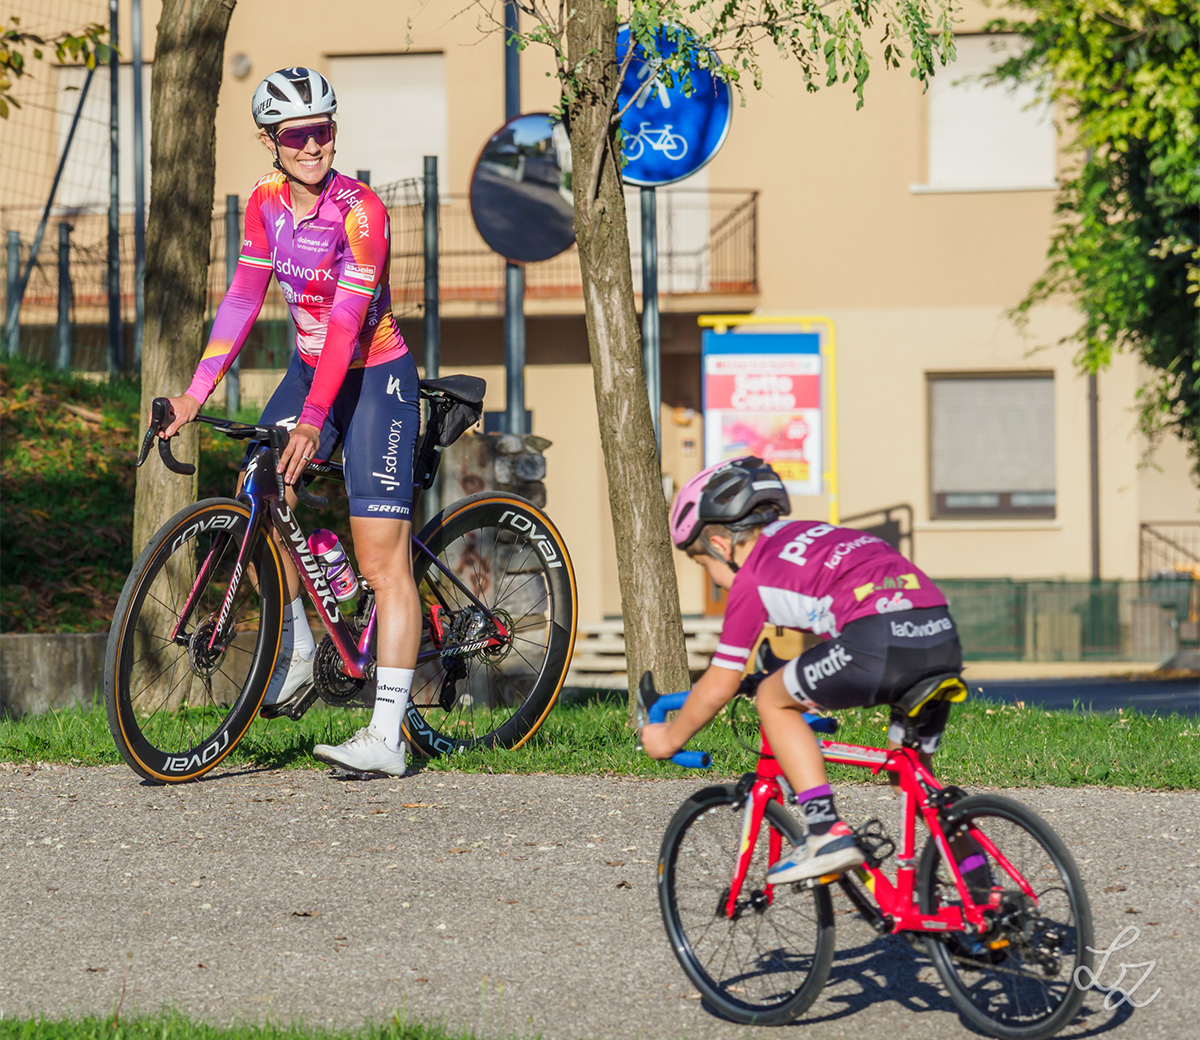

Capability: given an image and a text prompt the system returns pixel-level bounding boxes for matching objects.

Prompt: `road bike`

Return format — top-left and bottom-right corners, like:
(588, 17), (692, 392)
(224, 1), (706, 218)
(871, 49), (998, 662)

(639, 672), (1093, 1039)
(105, 375), (578, 784)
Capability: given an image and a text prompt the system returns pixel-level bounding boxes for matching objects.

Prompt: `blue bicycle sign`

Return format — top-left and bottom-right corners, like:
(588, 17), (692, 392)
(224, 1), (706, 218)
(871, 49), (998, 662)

(616, 24), (733, 187)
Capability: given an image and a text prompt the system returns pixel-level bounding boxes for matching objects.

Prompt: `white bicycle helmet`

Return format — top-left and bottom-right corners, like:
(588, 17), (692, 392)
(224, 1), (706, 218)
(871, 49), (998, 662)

(252, 67), (337, 128)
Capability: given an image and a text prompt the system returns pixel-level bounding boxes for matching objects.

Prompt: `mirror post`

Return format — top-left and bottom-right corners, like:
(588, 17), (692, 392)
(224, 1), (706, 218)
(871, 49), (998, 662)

(503, 0), (528, 435)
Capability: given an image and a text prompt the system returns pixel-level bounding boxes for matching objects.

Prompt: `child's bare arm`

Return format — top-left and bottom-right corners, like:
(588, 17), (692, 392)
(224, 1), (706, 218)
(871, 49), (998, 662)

(641, 665), (742, 759)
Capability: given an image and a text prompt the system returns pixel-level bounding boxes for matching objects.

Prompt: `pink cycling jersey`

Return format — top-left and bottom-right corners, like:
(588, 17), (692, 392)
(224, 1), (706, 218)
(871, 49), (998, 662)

(186, 169), (407, 429)
(711, 519), (948, 673)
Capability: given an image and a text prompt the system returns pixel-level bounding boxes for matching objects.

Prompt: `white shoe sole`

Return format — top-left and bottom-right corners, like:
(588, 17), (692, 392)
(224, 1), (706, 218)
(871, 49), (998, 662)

(769, 844), (864, 884)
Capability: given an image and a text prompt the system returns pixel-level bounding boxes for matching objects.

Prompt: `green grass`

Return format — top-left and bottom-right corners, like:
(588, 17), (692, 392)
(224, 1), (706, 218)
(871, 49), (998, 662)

(0, 358), (353, 634)
(0, 1012), (496, 1040)
(2, 694), (1197, 789)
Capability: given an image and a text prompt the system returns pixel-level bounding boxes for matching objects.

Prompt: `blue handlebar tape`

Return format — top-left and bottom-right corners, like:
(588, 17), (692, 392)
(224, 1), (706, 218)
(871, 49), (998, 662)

(803, 712), (838, 734)
(648, 690), (689, 722)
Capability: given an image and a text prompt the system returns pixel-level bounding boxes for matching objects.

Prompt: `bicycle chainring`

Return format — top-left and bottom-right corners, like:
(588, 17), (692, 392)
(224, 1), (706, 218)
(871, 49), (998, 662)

(312, 634), (368, 706)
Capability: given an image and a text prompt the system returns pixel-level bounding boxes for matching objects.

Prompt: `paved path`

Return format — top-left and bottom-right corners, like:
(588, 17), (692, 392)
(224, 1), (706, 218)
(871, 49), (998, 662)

(1, 764), (1196, 1040)
(969, 678), (1199, 717)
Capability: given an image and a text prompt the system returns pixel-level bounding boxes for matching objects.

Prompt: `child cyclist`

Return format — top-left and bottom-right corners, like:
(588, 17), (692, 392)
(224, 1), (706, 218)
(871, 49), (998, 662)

(640, 456), (965, 884)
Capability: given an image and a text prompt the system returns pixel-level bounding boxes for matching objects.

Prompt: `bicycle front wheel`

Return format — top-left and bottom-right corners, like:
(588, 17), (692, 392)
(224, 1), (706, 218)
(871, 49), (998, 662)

(405, 492), (577, 756)
(104, 498), (285, 783)
(918, 794), (1093, 1040)
(658, 784), (836, 1025)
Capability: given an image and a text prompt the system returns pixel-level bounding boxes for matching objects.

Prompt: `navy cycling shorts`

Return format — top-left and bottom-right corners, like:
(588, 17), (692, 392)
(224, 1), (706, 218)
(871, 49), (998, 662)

(782, 607), (963, 753)
(246, 350), (421, 520)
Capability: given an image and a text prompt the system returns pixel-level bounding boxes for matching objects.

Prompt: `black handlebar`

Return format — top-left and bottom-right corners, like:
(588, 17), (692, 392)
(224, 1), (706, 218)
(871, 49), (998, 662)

(140, 396), (327, 508)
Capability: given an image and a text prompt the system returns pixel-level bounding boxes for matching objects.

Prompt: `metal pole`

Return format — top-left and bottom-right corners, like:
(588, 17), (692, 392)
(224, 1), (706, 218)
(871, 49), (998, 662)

(356, 169), (371, 185)
(423, 157), (440, 381)
(5, 66), (95, 349)
(503, 0), (527, 434)
(107, 0), (120, 372)
(641, 186), (661, 455)
(57, 222), (73, 371)
(224, 195), (241, 415)
(423, 155), (441, 516)
(1089, 372), (1100, 580)
(132, 0), (146, 368)
(6, 231), (21, 356)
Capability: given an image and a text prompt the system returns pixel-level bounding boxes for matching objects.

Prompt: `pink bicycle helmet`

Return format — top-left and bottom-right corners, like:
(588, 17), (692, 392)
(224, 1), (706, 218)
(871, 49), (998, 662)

(670, 456), (790, 551)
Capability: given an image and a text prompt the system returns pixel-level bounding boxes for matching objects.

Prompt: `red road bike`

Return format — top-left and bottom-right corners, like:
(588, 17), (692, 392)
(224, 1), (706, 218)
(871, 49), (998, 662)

(640, 673), (1093, 1040)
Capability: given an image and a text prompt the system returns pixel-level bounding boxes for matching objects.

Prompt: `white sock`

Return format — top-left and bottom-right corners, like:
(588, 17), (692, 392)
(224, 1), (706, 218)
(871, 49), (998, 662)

(371, 667), (413, 752)
(285, 597), (316, 660)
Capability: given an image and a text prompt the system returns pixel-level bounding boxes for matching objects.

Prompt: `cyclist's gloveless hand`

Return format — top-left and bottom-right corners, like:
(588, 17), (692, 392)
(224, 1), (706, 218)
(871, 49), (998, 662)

(278, 422), (321, 486)
(640, 722), (679, 761)
(157, 393), (202, 439)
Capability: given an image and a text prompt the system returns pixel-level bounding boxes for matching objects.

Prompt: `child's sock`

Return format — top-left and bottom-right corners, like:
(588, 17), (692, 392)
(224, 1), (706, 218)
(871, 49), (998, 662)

(797, 784), (840, 837)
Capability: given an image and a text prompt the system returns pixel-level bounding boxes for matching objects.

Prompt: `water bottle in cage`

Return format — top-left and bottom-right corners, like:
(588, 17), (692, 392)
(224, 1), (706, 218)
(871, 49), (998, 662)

(307, 529), (360, 606)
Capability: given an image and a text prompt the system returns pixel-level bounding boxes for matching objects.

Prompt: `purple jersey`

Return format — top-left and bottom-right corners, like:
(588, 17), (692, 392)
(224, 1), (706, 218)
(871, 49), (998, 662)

(711, 520), (948, 673)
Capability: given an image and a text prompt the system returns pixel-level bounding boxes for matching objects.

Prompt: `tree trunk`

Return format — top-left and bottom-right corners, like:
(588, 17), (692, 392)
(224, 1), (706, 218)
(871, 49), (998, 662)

(565, 2), (691, 716)
(134, 0), (236, 554)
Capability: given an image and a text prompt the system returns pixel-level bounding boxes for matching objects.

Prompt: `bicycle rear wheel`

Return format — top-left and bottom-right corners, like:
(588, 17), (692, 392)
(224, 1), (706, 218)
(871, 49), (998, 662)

(405, 492), (577, 756)
(918, 794), (1093, 1040)
(105, 498), (285, 783)
(658, 784), (836, 1025)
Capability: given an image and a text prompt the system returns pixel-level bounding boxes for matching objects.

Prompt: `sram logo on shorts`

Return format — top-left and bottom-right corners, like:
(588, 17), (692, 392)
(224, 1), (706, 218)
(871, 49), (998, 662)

(367, 503), (409, 515)
(500, 510), (563, 568)
(802, 644), (853, 689)
(890, 616), (954, 638)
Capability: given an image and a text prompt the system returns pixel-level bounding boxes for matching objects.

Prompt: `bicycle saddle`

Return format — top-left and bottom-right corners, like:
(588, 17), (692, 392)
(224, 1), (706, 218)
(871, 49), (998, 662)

(892, 673), (968, 718)
(419, 375), (486, 407)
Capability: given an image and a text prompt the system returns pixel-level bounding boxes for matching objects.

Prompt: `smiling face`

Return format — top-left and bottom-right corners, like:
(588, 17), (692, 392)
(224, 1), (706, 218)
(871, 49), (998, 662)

(260, 115), (335, 188)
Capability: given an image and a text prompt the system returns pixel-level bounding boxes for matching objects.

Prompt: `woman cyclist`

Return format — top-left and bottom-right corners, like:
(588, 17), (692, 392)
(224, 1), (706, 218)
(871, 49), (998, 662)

(157, 67), (415, 776)
(640, 457), (967, 882)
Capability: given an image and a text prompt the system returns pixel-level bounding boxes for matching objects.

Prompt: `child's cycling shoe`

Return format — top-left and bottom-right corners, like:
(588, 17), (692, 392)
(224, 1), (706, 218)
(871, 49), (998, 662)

(313, 726), (408, 777)
(767, 822), (864, 884)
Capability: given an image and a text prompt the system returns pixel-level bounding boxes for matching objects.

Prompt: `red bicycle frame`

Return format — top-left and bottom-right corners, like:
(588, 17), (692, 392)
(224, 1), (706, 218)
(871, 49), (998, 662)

(726, 727), (1036, 939)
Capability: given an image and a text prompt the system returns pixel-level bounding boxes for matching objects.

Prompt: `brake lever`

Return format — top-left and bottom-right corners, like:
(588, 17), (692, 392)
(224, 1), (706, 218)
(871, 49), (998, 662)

(139, 397), (195, 474)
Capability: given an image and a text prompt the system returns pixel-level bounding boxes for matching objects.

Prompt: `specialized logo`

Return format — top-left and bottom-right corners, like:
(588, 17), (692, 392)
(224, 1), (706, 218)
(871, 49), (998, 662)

(274, 212), (286, 234)
(779, 524), (835, 567)
(823, 534), (883, 571)
(875, 592), (914, 614)
(277, 505), (341, 620)
(439, 638), (492, 658)
(372, 418), (406, 489)
(854, 574), (920, 602)
(500, 509), (563, 568)
(802, 643), (853, 689)
(385, 375), (406, 403)
(890, 616), (954, 639)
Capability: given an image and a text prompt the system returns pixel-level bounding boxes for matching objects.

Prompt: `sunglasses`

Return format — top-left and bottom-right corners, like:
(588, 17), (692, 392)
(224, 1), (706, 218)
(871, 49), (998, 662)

(273, 122), (335, 150)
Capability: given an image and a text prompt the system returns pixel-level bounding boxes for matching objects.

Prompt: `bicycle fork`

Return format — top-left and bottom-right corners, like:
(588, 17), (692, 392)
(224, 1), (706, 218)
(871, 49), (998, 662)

(724, 778), (787, 919)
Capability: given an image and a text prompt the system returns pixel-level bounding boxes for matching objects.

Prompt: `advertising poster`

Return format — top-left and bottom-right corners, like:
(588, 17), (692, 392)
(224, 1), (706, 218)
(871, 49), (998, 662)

(701, 331), (823, 496)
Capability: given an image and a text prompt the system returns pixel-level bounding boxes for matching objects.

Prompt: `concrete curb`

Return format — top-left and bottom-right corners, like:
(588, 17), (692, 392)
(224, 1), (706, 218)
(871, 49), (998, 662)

(0, 632), (107, 719)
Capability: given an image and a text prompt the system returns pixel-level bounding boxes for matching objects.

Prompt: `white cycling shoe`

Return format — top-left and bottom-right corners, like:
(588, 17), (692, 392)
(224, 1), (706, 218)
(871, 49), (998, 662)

(261, 647), (315, 709)
(313, 726), (408, 777)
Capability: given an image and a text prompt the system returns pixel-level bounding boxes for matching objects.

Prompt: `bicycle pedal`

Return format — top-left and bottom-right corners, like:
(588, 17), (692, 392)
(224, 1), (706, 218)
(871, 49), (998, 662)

(795, 871), (843, 890)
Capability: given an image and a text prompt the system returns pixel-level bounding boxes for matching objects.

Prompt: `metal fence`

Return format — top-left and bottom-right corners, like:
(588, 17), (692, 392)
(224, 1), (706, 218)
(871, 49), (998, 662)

(5, 183), (759, 372)
(1140, 522), (1200, 580)
(941, 578), (1199, 662)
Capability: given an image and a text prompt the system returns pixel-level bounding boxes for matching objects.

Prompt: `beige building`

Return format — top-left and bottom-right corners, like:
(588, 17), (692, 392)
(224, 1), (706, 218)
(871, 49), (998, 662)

(5, 1), (1198, 632)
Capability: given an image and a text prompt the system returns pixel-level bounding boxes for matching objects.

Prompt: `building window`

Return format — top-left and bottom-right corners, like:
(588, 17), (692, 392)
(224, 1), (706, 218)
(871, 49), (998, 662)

(326, 53), (447, 190)
(915, 34), (1056, 193)
(929, 373), (1056, 519)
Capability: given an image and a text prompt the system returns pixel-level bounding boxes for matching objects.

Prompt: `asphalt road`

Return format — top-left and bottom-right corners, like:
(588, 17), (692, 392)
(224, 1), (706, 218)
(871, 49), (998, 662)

(1, 763), (1196, 1040)
(968, 678), (1199, 717)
